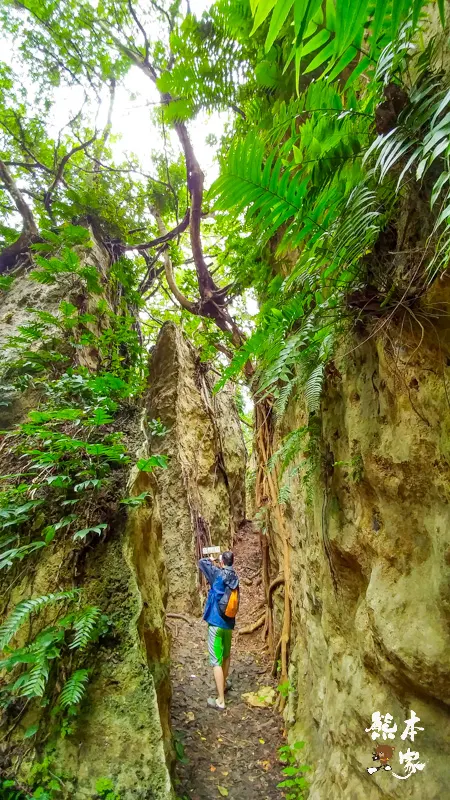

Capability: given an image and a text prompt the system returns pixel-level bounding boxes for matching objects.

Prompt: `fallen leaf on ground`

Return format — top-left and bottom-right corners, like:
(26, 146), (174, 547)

(241, 686), (276, 708)
(217, 786), (229, 796)
(210, 765), (216, 772)
(221, 771), (229, 776)
(259, 738), (265, 744)
(185, 711), (195, 721)
(257, 760), (271, 771)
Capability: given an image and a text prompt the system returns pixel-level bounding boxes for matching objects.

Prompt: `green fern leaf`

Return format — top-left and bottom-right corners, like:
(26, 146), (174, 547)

(59, 669), (90, 708)
(12, 655), (50, 698)
(304, 364), (325, 412)
(69, 606), (101, 650)
(0, 591), (78, 651)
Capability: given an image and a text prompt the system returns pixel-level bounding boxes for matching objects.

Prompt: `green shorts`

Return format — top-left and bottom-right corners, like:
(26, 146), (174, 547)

(207, 625), (232, 667)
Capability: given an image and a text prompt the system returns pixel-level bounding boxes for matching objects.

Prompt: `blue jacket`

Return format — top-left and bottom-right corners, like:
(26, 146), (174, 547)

(198, 558), (239, 630)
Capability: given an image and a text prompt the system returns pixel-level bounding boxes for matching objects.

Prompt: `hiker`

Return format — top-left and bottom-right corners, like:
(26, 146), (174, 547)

(198, 550), (240, 710)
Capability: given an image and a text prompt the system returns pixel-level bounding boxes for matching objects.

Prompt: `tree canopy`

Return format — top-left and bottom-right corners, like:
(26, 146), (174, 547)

(0, 0), (449, 398)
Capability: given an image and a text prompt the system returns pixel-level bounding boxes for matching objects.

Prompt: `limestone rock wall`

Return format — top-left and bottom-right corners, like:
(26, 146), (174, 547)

(146, 323), (247, 612)
(56, 465), (174, 799)
(272, 303), (450, 798)
(0, 242), (174, 799)
(1, 423), (174, 800)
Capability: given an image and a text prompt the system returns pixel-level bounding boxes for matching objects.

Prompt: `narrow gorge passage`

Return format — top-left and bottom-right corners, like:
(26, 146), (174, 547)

(168, 525), (285, 800)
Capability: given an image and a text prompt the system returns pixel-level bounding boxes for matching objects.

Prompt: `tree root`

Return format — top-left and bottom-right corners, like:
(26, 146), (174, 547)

(238, 613), (266, 634)
(166, 613), (192, 624)
(268, 574), (284, 604)
(255, 399), (291, 691)
(272, 637), (282, 677)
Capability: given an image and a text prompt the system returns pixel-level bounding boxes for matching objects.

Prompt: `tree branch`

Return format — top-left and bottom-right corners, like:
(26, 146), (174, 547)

(0, 159), (38, 273)
(139, 246), (165, 294)
(97, 20), (157, 81)
(123, 208), (190, 252)
(151, 0), (175, 33)
(127, 0), (150, 61)
(0, 160), (37, 234)
(43, 132), (97, 217)
(92, 78), (116, 184)
(173, 118), (219, 299)
(151, 207), (197, 313)
(0, 117), (53, 174)
(101, 27), (247, 346)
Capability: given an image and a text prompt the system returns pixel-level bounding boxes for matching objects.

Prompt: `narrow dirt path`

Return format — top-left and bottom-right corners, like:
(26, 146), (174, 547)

(168, 525), (285, 800)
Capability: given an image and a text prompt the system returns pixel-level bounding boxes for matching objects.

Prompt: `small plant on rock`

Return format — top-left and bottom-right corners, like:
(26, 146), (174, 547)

(95, 777), (120, 800)
(278, 741), (310, 799)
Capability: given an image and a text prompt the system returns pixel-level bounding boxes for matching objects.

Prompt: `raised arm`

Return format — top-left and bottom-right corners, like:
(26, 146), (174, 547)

(198, 557), (220, 586)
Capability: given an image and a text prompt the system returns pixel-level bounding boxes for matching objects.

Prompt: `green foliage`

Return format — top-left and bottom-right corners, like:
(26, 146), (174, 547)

(269, 424), (320, 506)
(0, 275), (14, 291)
(277, 679), (291, 697)
(364, 66), (450, 282)
(0, 591), (78, 650)
(137, 455), (169, 472)
(59, 669), (90, 708)
(120, 491), (151, 507)
(173, 731), (189, 765)
(278, 741), (310, 799)
(95, 777), (121, 800)
(249, 0), (444, 86)
(68, 606), (103, 650)
(28, 757), (67, 800)
(147, 418), (168, 437)
(30, 248), (102, 294)
(0, 592), (105, 719)
(0, 779), (45, 800)
(333, 454), (364, 483)
(212, 20), (449, 416)
(0, 4), (449, 782)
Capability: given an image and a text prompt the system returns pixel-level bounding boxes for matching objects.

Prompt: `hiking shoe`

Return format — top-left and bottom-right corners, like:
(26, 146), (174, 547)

(207, 697), (225, 711)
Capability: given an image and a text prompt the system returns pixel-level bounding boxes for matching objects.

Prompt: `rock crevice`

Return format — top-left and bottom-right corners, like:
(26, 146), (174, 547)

(146, 322), (246, 612)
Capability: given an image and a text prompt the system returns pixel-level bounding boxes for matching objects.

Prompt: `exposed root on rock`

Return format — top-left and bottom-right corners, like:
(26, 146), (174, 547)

(166, 613), (192, 624)
(238, 613), (266, 635)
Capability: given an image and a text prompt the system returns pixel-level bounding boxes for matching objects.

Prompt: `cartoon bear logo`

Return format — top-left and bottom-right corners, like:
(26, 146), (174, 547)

(367, 744), (395, 774)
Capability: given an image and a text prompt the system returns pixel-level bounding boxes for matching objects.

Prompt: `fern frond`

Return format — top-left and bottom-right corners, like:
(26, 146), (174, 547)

(303, 364), (324, 412)
(278, 484), (291, 506)
(69, 606), (101, 650)
(59, 669), (89, 708)
(250, 0), (438, 85)
(365, 71), (450, 192)
(0, 590), (78, 651)
(12, 655), (50, 698)
(212, 133), (310, 245)
(269, 427), (308, 477)
(273, 380), (295, 418)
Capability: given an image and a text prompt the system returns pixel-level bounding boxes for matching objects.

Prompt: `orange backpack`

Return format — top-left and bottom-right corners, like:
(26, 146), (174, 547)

(219, 586), (240, 619)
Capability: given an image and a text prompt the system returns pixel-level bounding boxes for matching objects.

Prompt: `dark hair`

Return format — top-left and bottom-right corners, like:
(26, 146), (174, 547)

(221, 551), (234, 566)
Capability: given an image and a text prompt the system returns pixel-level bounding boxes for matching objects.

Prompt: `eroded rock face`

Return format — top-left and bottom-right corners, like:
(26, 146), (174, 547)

(146, 323), (246, 612)
(54, 461), (174, 800)
(273, 314), (450, 799)
(0, 240), (174, 799)
(2, 423), (174, 800)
